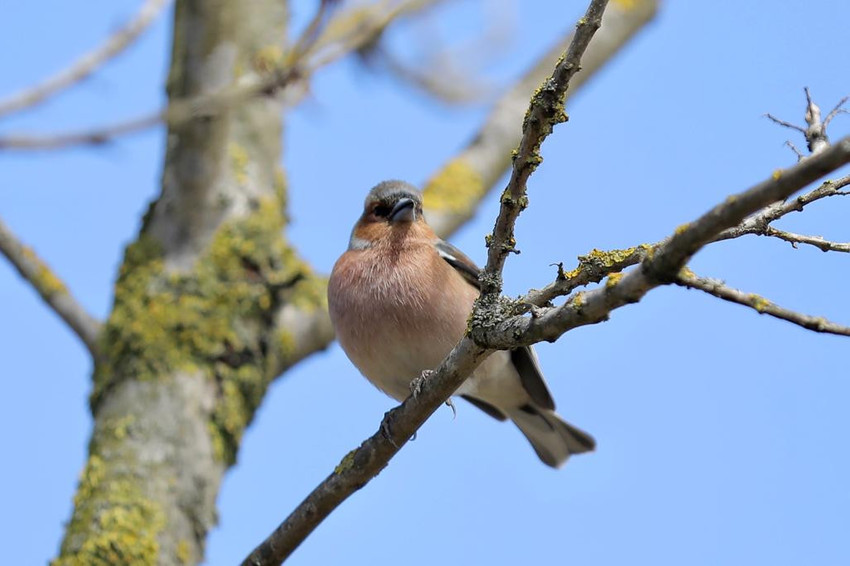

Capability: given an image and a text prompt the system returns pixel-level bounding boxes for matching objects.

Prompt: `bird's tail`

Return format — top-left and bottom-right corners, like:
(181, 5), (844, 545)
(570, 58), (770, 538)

(507, 404), (595, 468)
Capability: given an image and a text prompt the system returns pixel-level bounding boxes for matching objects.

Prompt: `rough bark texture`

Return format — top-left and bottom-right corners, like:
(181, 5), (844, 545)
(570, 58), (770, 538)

(54, 1), (331, 564)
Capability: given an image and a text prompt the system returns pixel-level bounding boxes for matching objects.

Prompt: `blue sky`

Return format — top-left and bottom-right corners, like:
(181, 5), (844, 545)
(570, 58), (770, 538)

(2, 1), (849, 564)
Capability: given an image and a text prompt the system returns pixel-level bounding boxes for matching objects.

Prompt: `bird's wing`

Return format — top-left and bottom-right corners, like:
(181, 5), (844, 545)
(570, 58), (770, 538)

(509, 347), (555, 410)
(434, 239), (481, 289)
(434, 238), (556, 412)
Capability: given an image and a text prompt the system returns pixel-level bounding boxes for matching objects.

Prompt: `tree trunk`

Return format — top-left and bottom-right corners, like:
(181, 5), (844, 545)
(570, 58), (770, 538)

(54, 1), (332, 564)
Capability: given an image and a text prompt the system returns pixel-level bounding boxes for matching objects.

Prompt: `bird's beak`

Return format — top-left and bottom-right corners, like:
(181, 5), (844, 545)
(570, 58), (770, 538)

(389, 198), (416, 223)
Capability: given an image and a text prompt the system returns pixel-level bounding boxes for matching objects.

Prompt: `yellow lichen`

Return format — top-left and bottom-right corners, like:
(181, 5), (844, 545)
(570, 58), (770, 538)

(229, 143), (251, 187)
(580, 247), (640, 268)
(53, 455), (165, 566)
(573, 292), (585, 309)
(95, 195), (325, 464)
(277, 329), (295, 359)
(772, 169), (783, 180)
(252, 45), (284, 73)
(422, 158), (485, 213)
(612, 0), (639, 9)
(606, 272), (624, 288)
(22, 246), (68, 296)
(561, 267), (581, 281)
(748, 294), (771, 313)
(273, 165), (288, 215)
(176, 539), (192, 565)
(109, 415), (135, 441)
(334, 449), (358, 475)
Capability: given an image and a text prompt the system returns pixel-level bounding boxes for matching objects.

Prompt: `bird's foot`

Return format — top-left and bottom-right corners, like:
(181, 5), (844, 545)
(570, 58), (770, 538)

(409, 370), (435, 399)
(380, 410), (400, 448)
(445, 398), (457, 419)
(380, 409), (416, 446)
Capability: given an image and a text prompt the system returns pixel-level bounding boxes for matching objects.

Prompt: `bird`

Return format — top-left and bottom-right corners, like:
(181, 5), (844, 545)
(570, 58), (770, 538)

(327, 180), (595, 468)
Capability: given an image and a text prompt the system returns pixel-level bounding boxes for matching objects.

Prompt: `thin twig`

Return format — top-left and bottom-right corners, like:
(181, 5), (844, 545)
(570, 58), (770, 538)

(524, 246), (649, 307)
(363, 44), (488, 104)
(422, 0), (659, 238)
(676, 269), (850, 336)
(524, 173), (850, 306)
(785, 140), (805, 161)
(0, 217), (101, 356)
(290, 0), (341, 61)
(240, 3), (611, 564)
(0, 0), (437, 151)
(803, 87), (830, 154)
(0, 113), (161, 150)
(765, 113), (806, 133)
(479, 0), (610, 296)
(0, 0), (172, 118)
(823, 95), (848, 129)
(764, 226), (850, 252)
(766, 89), (846, 158)
(470, 137), (850, 349)
(715, 174), (850, 241)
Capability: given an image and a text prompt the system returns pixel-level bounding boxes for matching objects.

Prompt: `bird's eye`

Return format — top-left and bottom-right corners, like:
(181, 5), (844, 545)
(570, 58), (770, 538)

(373, 205), (391, 218)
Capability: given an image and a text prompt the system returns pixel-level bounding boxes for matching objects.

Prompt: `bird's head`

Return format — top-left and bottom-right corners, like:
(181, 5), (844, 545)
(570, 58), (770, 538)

(349, 180), (429, 250)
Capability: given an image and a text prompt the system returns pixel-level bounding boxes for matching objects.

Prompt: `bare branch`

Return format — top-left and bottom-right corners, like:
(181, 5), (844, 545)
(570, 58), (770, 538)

(0, 0), (172, 118)
(424, 0), (659, 238)
(0, 113), (162, 150)
(479, 0), (610, 297)
(803, 87), (830, 154)
(766, 89), (847, 158)
(764, 226), (850, 252)
(471, 137), (850, 350)
(785, 140), (805, 161)
(241, 3), (611, 564)
(241, 338), (489, 566)
(0, 0), (439, 151)
(309, 0), (447, 68)
(0, 217), (101, 356)
(361, 44), (489, 104)
(715, 174), (850, 241)
(765, 113), (806, 133)
(676, 269), (850, 336)
(823, 95), (848, 129)
(524, 172), (849, 309)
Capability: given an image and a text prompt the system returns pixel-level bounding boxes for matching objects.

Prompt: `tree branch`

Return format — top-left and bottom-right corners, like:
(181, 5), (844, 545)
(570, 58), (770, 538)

(766, 88), (848, 158)
(424, 0), (659, 238)
(676, 268), (850, 336)
(471, 137), (850, 350)
(479, 0), (610, 297)
(0, 217), (101, 356)
(241, 2), (611, 564)
(0, 0), (442, 151)
(0, 0), (172, 118)
(714, 174), (850, 242)
(763, 226), (850, 252)
(525, 246), (650, 307)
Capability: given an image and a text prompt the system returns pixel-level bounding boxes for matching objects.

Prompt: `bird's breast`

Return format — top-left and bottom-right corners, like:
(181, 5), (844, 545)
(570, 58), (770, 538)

(328, 244), (474, 400)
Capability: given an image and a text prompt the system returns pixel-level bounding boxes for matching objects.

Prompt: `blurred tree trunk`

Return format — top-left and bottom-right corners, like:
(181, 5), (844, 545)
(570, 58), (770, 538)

(54, 1), (331, 564)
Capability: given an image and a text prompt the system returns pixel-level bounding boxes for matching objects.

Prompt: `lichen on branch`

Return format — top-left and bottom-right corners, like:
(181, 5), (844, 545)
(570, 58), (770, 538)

(95, 196), (325, 463)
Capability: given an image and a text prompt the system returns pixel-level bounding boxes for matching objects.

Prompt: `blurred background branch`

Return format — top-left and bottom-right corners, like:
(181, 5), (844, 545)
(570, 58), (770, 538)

(0, 217), (101, 355)
(0, 0), (173, 118)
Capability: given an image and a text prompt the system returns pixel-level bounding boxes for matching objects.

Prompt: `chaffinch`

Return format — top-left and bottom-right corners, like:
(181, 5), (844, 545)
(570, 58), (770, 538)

(328, 180), (595, 468)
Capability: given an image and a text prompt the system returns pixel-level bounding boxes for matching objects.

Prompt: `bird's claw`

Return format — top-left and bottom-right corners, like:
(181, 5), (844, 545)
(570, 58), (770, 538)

(380, 410), (416, 447)
(409, 369), (435, 399)
(380, 411), (400, 448)
(445, 398), (457, 419)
